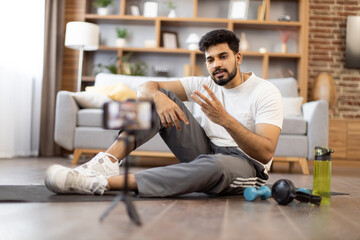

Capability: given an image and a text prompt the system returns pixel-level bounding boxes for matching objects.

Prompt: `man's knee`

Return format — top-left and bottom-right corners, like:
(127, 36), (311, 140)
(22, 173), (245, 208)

(195, 154), (226, 176)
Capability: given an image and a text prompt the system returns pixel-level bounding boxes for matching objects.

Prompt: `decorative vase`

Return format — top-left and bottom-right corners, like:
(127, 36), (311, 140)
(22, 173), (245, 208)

(311, 72), (338, 117)
(239, 32), (249, 51)
(97, 7), (109, 16)
(168, 9), (176, 18)
(116, 38), (126, 48)
(281, 42), (288, 53)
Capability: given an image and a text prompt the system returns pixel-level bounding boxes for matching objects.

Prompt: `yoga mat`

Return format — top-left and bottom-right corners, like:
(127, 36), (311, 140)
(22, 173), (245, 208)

(0, 185), (347, 203)
(0, 185), (123, 203)
(0, 185), (212, 203)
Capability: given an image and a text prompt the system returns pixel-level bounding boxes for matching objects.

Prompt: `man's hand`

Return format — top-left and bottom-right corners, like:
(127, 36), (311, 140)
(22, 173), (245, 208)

(191, 84), (280, 163)
(154, 92), (189, 130)
(191, 84), (229, 126)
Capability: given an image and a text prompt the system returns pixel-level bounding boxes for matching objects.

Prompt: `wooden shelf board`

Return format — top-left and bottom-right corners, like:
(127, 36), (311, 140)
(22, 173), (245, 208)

(268, 52), (301, 58)
(85, 14), (301, 28)
(232, 20), (301, 27)
(97, 46), (301, 58)
(98, 46), (200, 54)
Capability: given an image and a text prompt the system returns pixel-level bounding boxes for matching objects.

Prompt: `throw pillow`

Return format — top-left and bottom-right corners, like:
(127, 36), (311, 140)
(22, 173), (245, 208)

(73, 92), (111, 108)
(86, 83), (137, 101)
(108, 83), (137, 101)
(282, 97), (303, 117)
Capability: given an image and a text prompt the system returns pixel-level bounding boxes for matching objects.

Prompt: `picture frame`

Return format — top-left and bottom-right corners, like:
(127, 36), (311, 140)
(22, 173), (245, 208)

(130, 5), (140, 16)
(161, 31), (178, 49)
(228, 0), (249, 20)
(143, 1), (158, 17)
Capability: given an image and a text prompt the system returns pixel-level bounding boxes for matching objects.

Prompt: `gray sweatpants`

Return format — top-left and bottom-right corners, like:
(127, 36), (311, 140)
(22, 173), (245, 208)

(130, 89), (269, 197)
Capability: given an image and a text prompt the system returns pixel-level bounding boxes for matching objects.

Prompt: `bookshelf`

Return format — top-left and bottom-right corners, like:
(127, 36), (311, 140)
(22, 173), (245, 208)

(64, 0), (309, 100)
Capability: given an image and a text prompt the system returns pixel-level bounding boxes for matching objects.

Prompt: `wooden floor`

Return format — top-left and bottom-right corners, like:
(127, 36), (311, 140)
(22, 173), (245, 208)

(0, 157), (359, 240)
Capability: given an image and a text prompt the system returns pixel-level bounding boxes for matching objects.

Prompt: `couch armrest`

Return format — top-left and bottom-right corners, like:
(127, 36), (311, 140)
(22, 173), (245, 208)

(54, 91), (79, 151)
(302, 100), (329, 160)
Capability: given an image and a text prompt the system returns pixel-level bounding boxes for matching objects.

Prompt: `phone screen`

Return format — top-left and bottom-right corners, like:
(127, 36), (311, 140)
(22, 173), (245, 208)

(103, 101), (153, 130)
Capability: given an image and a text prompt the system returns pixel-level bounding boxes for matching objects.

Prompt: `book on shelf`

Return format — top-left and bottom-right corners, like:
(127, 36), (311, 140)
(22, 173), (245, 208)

(257, 0), (267, 21)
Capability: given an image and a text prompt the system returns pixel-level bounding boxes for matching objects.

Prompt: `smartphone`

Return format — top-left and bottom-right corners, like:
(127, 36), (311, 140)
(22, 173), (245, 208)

(103, 100), (154, 130)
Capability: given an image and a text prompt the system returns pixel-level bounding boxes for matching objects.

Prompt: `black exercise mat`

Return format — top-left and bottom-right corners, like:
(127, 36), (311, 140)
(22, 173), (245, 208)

(0, 185), (125, 203)
(0, 185), (214, 203)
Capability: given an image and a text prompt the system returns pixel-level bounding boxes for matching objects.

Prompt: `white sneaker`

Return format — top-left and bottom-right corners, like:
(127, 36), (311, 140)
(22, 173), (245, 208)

(44, 164), (108, 195)
(74, 152), (121, 178)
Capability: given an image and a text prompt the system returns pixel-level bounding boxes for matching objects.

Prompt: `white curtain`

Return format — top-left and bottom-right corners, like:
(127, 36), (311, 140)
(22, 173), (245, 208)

(0, 0), (45, 157)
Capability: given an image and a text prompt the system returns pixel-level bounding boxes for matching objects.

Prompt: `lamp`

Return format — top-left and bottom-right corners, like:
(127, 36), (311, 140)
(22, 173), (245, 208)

(185, 33), (200, 50)
(65, 21), (99, 92)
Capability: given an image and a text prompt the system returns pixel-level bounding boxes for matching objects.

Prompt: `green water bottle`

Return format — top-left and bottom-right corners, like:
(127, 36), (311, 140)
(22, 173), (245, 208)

(312, 146), (333, 205)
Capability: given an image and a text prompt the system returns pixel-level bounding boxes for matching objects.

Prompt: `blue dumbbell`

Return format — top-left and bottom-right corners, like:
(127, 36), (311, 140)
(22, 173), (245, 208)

(244, 185), (271, 201)
(297, 188), (311, 195)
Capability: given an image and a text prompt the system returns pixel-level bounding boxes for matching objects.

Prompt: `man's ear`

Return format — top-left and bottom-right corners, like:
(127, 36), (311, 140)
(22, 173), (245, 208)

(236, 52), (243, 65)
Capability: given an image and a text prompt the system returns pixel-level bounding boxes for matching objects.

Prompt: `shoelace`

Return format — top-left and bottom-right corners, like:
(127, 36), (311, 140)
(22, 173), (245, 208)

(71, 172), (104, 194)
(80, 152), (122, 169)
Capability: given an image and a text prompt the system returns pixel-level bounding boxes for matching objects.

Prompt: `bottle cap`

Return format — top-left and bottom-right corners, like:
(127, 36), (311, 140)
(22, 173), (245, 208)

(315, 146), (334, 161)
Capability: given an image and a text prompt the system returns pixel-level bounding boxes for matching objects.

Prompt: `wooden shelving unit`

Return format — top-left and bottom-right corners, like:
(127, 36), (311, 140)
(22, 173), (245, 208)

(77, 0), (308, 100)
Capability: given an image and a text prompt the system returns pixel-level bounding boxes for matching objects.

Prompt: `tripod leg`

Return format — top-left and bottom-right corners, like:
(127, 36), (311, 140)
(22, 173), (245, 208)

(99, 193), (124, 222)
(99, 133), (142, 226)
(123, 195), (142, 226)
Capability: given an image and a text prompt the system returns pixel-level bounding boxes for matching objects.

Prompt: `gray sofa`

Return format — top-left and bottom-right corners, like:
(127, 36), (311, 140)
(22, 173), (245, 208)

(54, 73), (329, 174)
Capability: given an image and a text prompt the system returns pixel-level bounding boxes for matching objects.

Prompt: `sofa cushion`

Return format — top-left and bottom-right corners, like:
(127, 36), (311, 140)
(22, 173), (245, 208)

(94, 73), (179, 89)
(74, 127), (119, 149)
(86, 83), (137, 101)
(77, 109), (103, 127)
(268, 77), (298, 98)
(74, 127), (171, 152)
(281, 116), (307, 135)
(94, 73), (195, 113)
(275, 135), (308, 158)
(283, 97), (303, 117)
(73, 92), (111, 109)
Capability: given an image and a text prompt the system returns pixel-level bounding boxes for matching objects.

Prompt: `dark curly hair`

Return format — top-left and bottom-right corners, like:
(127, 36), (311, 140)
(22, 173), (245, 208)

(199, 29), (240, 54)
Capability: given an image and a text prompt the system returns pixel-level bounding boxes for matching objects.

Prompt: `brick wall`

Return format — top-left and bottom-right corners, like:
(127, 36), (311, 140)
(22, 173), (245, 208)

(308, 0), (360, 118)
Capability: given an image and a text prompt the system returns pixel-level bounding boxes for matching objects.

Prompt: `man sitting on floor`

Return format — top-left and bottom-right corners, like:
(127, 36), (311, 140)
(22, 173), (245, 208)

(45, 29), (283, 197)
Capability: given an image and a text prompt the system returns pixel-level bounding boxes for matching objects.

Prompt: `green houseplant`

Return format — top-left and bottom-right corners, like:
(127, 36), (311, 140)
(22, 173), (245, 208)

(120, 53), (148, 76)
(164, 0), (177, 18)
(115, 28), (128, 47)
(93, 0), (113, 15)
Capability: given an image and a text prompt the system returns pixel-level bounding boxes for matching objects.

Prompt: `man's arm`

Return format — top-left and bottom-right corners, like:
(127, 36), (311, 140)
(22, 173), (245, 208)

(191, 84), (280, 164)
(138, 80), (189, 130)
(220, 116), (280, 163)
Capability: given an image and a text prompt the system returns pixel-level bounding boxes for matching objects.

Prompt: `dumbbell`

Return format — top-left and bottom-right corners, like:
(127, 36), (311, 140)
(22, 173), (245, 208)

(244, 182), (313, 203)
(244, 185), (271, 201)
(271, 179), (321, 206)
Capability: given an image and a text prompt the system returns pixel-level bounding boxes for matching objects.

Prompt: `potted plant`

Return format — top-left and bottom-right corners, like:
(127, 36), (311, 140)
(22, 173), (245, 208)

(93, 0), (113, 16)
(164, 0), (177, 18)
(128, 61), (148, 76)
(120, 53), (148, 76)
(115, 28), (128, 48)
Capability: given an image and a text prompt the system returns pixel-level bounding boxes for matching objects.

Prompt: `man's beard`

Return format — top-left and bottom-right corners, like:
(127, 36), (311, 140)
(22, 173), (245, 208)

(210, 62), (238, 86)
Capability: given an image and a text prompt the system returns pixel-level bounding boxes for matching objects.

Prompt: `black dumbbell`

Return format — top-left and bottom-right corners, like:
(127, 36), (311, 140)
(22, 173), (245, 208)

(271, 179), (321, 206)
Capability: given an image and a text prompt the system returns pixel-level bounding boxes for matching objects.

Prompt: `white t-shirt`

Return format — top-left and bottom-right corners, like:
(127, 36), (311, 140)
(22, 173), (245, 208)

(180, 72), (283, 149)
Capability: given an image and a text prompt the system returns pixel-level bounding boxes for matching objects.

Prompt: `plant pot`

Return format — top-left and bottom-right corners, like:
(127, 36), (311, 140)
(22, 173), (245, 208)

(97, 7), (109, 16)
(116, 38), (126, 48)
(168, 9), (176, 18)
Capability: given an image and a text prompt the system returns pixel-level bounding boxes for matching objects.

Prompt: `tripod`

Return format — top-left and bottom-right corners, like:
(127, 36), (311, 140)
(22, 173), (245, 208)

(99, 133), (142, 226)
